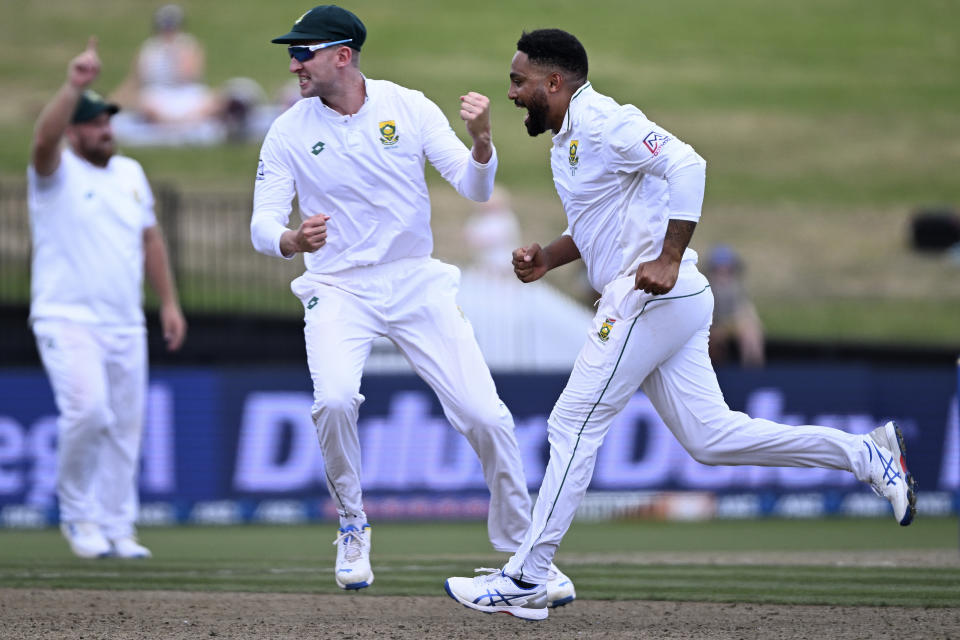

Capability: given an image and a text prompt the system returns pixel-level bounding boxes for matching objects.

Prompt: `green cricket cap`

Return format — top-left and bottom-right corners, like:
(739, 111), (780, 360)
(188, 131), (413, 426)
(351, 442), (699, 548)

(271, 5), (366, 49)
(71, 90), (120, 124)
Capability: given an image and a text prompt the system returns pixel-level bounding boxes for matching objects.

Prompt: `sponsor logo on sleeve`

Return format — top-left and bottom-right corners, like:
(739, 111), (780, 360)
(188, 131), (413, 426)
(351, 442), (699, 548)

(642, 131), (672, 156)
(256, 157), (265, 180)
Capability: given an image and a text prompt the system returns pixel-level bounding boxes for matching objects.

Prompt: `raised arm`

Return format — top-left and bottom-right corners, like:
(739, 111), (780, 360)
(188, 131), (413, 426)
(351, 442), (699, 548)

(459, 91), (493, 164)
(422, 93), (497, 203)
(32, 37), (101, 177)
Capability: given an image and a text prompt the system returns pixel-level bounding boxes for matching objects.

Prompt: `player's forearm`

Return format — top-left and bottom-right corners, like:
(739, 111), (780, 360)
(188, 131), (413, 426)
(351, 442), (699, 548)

(659, 219), (697, 264)
(32, 83), (82, 174)
(251, 209), (296, 259)
(143, 227), (181, 308)
(542, 234), (581, 271)
(278, 229), (300, 258)
(470, 132), (493, 164)
(458, 145), (498, 202)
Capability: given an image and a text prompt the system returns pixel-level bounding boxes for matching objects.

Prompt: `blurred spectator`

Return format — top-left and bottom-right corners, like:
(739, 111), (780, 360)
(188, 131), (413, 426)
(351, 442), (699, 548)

(705, 245), (765, 367)
(457, 187), (593, 371)
(111, 4), (272, 145)
(463, 187), (522, 274)
(112, 4), (219, 126)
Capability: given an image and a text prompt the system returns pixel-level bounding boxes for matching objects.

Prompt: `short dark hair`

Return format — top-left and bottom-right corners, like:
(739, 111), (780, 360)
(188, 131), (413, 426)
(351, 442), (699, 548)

(516, 29), (588, 81)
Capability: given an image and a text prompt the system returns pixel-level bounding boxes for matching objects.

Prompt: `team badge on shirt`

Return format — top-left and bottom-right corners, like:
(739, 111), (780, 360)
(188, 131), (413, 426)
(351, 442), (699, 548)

(379, 120), (399, 146)
(643, 132), (672, 156)
(568, 140), (580, 175)
(598, 317), (616, 342)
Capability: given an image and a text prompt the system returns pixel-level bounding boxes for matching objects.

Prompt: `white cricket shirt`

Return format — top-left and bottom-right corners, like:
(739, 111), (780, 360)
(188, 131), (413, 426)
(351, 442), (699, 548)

(550, 83), (707, 293)
(27, 148), (156, 327)
(251, 77), (497, 275)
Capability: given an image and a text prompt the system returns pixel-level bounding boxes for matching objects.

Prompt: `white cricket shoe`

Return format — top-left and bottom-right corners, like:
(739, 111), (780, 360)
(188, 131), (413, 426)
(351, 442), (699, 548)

(110, 536), (152, 559)
(445, 568), (548, 621)
(547, 562), (576, 608)
(866, 421), (917, 526)
(60, 522), (112, 559)
(333, 524), (374, 590)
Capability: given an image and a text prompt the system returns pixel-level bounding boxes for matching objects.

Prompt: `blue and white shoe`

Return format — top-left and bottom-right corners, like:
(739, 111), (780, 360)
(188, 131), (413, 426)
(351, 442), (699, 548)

(110, 536), (152, 559)
(866, 421), (917, 526)
(333, 523), (373, 589)
(60, 522), (112, 559)
(445, 568), (548, 621)
(547, 562), (576, 608)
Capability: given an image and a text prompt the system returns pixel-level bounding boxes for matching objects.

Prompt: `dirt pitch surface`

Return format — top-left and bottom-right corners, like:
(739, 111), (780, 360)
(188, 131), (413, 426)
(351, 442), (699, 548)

(2, 551), (958, 640)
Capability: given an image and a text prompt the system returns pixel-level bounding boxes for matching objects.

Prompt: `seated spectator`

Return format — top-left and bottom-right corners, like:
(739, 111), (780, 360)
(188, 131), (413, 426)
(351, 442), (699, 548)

(111, 4), (272, 145)
(705, 245), (766, 368)
(113, 4), (219, 126)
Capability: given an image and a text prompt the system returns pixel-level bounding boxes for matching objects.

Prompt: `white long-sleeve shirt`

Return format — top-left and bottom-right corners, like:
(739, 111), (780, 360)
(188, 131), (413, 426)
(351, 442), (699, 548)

(550, 83), (707, 293)
(251, 77), (497, 275)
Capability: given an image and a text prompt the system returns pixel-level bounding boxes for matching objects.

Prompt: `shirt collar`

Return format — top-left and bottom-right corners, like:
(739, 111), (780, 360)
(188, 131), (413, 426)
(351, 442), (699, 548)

(553, 81), (592, 140)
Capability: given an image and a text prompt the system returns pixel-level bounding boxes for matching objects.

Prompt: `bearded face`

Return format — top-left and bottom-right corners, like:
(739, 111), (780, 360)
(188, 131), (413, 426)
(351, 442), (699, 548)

(67, 113), (116, 167)
(508, 51), (559, 138)
(517, 86), (550, 137)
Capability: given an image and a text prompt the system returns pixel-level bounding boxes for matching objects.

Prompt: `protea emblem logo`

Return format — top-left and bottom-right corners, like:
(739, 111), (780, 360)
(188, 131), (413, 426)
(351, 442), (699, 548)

(598, 317), (616, 342)
(568, 139), (580, 174)
(379, 120), (399, 146)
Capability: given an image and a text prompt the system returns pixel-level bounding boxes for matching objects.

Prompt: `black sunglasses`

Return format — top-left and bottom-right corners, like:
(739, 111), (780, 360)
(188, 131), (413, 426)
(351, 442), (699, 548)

(288, 39), (353, 62)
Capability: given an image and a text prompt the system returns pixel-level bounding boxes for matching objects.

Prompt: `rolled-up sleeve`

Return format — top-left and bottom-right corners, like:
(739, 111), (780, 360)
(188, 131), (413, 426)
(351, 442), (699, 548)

(602, 106), (706, 223)
(251, 128), (297, 259)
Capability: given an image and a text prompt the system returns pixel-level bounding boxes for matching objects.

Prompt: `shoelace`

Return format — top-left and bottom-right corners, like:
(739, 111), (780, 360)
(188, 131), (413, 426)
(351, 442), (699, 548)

(332, 528), (369, 562)
(472, 567), (504, 583)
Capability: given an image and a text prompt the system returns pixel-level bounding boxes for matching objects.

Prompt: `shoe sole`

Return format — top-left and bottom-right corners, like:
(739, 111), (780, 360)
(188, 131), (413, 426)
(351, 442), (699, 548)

(336, 573), (374, 590)
(888, 421), (917, 526)
(66, 544), (114, 559)
(444, 580), (548, 621)
(549, 595), (575, 608)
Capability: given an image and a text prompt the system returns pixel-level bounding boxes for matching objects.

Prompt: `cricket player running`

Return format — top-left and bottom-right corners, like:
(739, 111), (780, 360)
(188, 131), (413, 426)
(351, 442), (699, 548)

(445, 29), (916, 621)
(251, 6), (574, 605)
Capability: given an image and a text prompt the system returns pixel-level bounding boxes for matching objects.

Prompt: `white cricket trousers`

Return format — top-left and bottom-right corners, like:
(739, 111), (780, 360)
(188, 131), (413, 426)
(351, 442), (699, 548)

(504, 262), (875, 583)
(32, 319), (147, 540)
(293, 256), (532, 552)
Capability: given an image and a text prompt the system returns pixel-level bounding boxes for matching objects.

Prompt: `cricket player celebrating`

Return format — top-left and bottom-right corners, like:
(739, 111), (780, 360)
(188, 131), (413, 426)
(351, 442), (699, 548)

(251, 6), (574, 605)
(444, 28), (916, 621)
(29, 38), (186, 559)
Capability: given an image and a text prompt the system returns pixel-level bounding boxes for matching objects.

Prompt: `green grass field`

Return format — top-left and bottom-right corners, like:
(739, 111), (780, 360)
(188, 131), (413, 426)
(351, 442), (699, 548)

(2, 0), (958, 344)
(2, 518), (957, 607)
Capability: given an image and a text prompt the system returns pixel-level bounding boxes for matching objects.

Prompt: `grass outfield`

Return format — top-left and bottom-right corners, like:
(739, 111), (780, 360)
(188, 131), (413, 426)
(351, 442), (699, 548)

(2, 0), (959, 345)
(1, 518), (957, 607)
